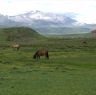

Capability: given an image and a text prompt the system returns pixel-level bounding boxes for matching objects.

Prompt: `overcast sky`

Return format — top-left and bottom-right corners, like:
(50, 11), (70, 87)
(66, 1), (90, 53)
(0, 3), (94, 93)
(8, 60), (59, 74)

(0, 0), (96, 24)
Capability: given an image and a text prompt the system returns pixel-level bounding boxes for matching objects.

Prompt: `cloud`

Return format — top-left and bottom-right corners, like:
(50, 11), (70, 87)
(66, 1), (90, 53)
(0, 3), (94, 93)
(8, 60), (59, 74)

(0, 0), (96, 23)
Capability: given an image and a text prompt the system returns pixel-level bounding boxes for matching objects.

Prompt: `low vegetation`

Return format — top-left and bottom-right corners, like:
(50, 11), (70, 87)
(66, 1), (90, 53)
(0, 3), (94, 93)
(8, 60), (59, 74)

(0, 27), (96, 95)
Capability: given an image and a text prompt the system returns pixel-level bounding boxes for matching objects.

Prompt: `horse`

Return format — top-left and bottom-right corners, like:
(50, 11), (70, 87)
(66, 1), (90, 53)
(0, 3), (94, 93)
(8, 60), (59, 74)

(33, 49), (49, 59)
(10, 43), (20, 50)
(83, 41), (87, 44)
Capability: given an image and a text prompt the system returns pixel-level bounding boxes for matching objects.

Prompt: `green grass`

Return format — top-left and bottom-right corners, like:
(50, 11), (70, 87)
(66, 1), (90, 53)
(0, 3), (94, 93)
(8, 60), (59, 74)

(0, 67), (96, 95)
(0, 47), (96, 95)
(0, 31), (96, 95)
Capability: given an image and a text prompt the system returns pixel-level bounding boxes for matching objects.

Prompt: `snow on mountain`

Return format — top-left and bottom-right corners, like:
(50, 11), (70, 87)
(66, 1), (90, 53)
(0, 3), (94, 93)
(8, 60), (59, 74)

(0, 11), (95, 35)
(0, 10), (86, 28)
(0, 10), (96, 28)
(8, 10), (78, 27)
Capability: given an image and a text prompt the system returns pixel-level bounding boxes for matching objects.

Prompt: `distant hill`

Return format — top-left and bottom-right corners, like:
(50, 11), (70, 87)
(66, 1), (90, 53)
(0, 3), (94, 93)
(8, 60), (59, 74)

(47, 33), (92, 38)
(0, 27), (43, 42)
(62, 33), (92, 38)
(35, 27), (90, 35)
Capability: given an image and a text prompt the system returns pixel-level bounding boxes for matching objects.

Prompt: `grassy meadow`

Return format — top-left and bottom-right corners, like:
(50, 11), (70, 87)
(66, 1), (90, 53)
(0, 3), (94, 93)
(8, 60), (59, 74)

(0, 27), (96, 95)
(0, 35), (96, 95)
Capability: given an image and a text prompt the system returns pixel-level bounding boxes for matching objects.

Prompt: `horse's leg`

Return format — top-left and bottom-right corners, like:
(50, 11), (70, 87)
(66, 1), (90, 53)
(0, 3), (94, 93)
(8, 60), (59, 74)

(16, 47), (18, 50)
(36, 55), (40, 59)
(46, 53), (49, 59)
(17, 46), (20, 50)
(38, 55), (40, 59)
(17, 47), (19, 51)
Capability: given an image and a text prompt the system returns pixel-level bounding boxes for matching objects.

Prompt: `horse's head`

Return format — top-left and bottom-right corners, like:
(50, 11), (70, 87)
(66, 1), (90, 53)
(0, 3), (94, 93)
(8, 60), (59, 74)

(33, 53), (37, 59)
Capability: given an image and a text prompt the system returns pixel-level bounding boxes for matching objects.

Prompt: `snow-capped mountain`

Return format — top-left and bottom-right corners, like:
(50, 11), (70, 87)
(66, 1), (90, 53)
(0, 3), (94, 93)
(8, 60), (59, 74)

(8, 10), (78, 27)
(0, 10), (95, 35)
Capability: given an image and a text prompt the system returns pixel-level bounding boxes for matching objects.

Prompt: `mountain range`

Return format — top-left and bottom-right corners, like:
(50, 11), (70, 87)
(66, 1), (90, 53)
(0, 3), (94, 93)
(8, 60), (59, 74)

(0, 10), (96, 35)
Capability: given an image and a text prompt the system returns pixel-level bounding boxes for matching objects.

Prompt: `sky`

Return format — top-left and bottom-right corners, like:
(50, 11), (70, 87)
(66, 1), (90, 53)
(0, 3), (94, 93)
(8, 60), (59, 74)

(0, 0), (96, 24)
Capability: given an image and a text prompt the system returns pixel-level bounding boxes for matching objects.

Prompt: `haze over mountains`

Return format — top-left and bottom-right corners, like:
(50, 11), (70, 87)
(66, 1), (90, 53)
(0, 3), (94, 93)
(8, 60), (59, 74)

(0, 10), (96, 35)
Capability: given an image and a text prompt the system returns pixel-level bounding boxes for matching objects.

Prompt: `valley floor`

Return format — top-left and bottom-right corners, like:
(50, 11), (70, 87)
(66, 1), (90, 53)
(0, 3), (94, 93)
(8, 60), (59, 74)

(0, 38), (96, 95)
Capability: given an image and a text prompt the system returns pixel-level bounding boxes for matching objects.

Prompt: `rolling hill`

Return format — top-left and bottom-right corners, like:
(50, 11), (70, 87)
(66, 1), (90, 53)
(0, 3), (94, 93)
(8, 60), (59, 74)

(0, 27), (44, 42)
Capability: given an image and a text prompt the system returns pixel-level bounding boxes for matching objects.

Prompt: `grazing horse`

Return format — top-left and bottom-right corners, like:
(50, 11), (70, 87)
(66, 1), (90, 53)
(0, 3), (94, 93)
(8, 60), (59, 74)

(83, 41), (87, 44)
(11, 43), (20, 50)
(33, 49), (49, 59)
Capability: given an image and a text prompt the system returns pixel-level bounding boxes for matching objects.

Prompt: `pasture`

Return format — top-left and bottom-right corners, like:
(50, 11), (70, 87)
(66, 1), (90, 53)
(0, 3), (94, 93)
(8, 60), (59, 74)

(0, 38), (96, 95)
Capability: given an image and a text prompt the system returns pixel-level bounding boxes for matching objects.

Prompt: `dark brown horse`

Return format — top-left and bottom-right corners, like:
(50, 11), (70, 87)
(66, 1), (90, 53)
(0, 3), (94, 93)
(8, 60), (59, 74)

(33, 49), (49, 59)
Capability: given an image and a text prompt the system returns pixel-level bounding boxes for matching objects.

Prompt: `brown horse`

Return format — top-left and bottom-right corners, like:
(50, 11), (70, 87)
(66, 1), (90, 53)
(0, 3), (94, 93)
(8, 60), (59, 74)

(10, 43), (20, 50)
(33, 49), (49, 59)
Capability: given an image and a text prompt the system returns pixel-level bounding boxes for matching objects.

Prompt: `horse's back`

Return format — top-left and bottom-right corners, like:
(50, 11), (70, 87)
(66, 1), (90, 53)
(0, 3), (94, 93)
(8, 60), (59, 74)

(38, 48), (48, 55)
(33, 48), (49, 59)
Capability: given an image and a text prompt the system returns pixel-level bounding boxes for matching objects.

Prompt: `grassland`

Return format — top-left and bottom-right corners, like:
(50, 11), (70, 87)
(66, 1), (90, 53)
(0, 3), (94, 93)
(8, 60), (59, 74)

(0, 35), (96, 95)
(0, 27), (96, 95)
